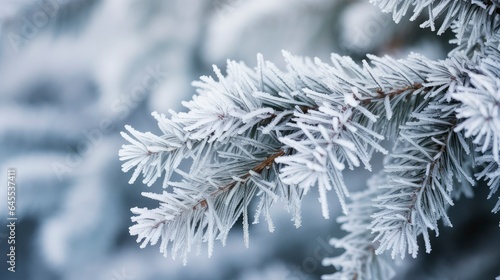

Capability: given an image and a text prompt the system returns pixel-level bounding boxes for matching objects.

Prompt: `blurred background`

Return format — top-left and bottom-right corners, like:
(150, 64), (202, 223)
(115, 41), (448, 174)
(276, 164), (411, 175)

(0, 0), (498, 279)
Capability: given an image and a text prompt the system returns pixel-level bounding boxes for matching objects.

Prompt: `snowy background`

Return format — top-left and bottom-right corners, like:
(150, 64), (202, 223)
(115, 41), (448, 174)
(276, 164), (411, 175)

(0, 0), (498, 279)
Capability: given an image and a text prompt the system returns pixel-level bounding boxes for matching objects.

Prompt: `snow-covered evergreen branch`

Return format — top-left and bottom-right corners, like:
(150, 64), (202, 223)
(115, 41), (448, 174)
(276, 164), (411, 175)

(119, 0), (500, 278)
(129, 144), (290, 263)
(119, 52), (445, 260)
(370, 0), (500, 47)
(453, 67), (500, 222)
(370, 96), (474, 259)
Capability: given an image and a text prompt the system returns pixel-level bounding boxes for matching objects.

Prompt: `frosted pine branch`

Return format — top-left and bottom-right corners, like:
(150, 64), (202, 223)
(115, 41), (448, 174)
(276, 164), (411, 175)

(453, 73), (500, 162)
(370, 0), (500, 47)
(370, 97), (475, 259)
(119, 112), (190, 187)
(118, 1), (500, 277)
(452, 60), (500, 221)
(119, 48), (499, 265)
(129, 147), (289, 263)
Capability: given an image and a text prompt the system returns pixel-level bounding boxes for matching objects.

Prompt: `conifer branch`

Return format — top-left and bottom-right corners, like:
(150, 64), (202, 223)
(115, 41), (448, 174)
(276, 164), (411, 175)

(371, 99), (474, 259)
(119, 2), (500, 275)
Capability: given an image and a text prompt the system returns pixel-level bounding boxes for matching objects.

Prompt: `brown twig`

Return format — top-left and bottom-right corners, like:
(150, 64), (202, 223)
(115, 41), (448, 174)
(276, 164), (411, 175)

(194, 149), (285, 210)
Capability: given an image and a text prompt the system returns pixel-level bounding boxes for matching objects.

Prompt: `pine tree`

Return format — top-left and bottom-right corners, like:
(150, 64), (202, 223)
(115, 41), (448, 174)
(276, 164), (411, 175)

(119, 1), (500, 279)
